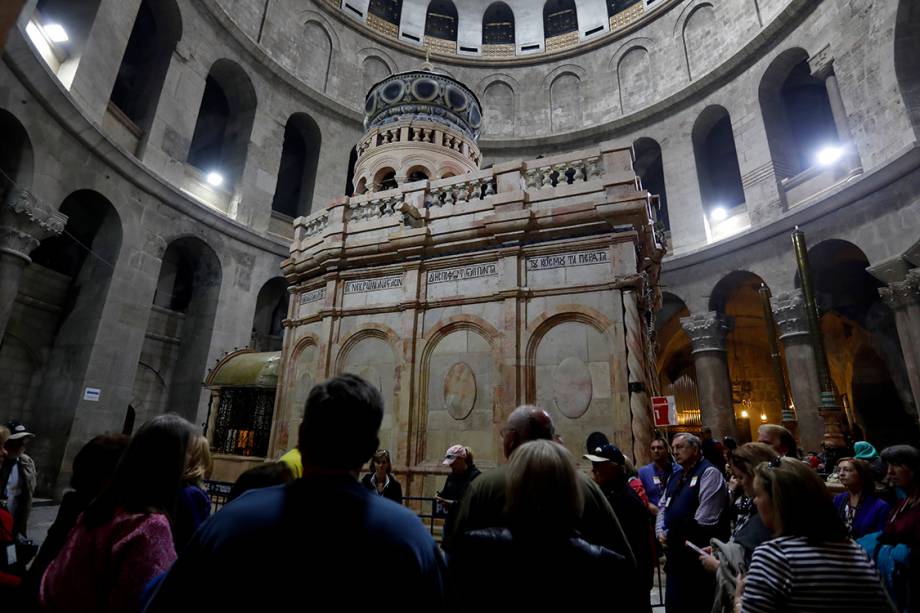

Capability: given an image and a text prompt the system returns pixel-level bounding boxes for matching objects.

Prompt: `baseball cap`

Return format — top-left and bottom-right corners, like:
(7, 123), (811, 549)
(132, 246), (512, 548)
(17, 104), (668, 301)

(442, 444), (468, 465)
(5, 420), (35, 441)
(583, 443), (625, 464)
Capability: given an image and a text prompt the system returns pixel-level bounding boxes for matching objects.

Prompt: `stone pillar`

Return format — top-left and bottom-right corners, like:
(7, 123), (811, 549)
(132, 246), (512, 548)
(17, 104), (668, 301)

(772, 290), (824, 452)
(624, 289), (653, 465)
(0, 189), (67, 341)
(809, 47), (862, 174)
(879, 270), (920, 415)
(680, 312), (737, 440)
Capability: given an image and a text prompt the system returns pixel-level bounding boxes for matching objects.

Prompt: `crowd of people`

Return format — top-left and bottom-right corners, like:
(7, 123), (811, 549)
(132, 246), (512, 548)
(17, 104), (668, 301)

(1, 376), (919, 612)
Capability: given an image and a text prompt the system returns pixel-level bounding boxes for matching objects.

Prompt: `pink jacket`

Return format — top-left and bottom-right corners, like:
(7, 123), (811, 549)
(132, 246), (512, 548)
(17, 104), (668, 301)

(40, 509), (176, 613)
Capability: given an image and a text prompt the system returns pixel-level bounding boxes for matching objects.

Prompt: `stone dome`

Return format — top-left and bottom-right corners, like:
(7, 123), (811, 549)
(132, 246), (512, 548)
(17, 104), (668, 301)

(364, 68), (483, 141)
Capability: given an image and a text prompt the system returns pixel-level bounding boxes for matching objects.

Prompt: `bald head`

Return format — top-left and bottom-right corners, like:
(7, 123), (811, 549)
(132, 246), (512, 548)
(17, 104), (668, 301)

(502, 405), (555, 458)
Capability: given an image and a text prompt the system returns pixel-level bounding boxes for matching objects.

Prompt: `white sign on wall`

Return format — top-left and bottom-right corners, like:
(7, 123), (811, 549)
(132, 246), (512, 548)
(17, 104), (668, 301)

(83, 387), (102, 402)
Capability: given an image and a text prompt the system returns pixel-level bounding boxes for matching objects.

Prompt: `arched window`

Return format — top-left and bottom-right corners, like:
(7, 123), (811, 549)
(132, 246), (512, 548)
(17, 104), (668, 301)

(345, 146), (358, 197)
(271, 113), (321, 218)
(483, 2), (514, 45)
(251, 278), (288, 352)
(543, 0), (578, 39)
(606, 0), (641, 18)
(368, 0), (402, 25)
(187, 60), (257, 188)
(760, 50), (838, 178)
(425, 0), (458, 41)
(692, 106), (745, 217)
(375, 168), (398, 191)
(0, 110), (33, 199)
(109, 0), (181, 136)
(633, 138), (669, 231)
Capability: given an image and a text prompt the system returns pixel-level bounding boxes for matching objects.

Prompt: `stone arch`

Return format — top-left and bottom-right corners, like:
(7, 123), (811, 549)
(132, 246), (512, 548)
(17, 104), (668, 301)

(617, 45), (652, 114)
(401, 160), (434, 182)
(372, 166), (399, 191)
(187, 59), (258, 189)
(692, 104), (745, 216)
(482, 79), (515, 136)
(271, 112), (322, 218)
(853, 344), (917, 447)
(524, 307), (620, 456)
(759, 47), (838, 178)
(547, 69), (584, 132)
(335, 324), (403, 456)
(416, 316), (501, 468)
(20, 190), (124, 489)
(109, 0), (182, 136)
(633, 137), (668, 231)
(280, 333), (322, 449)
(681, 3), (718, 80)
(303, 20), (333, 92)
(143, 235), (222, 422)
(0, 109), (34, 195)
(361, 55), (393, 88)
(251, 277), (288, 352)
(894, 0), (920, 135)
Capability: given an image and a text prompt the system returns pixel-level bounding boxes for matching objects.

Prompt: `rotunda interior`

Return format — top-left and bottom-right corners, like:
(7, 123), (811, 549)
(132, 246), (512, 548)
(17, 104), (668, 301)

(0, 0), (918, 497)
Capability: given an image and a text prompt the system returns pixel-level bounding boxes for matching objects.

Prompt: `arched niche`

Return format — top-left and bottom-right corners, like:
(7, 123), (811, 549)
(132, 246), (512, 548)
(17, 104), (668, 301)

(0, 109), (34, 197)
(633, 137), (668, 231)
(543, 0), (578, 39)
(549, 72), (582, 132)
(483, 80), (514, 136)
(187, 59), (257, 189)
(141, 236), (222, 422)
(109, 0), (182, 136)
(692, 105), (745, 216)
(336, 329), (400, 457)
(425, 0), (458, 42)
(759, 48), (838, 178)
(419, 321), (499, 468)
(271, 113), (321, 218)
(251, 277), (288, 352)
(895, 0), (920, 134)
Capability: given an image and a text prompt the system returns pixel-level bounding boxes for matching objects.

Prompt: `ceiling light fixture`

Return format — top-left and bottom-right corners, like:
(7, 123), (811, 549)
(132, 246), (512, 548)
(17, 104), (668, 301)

(206, 172), (224, 187)
(709, 206), (728, 222)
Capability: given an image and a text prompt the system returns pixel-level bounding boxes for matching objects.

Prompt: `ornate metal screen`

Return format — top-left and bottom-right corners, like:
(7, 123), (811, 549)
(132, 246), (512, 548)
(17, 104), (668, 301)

(212, 388), (274, 457)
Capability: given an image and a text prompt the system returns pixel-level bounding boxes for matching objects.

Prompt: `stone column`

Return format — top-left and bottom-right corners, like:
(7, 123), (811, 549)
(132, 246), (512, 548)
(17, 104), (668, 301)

(680, 312), (737, 440)
(772, 290), (824, 452)
(809, 47), (862, 174)
(624, 289), (653, 465)
(0, 189), (67, 341)
(879, 270), (920, 414)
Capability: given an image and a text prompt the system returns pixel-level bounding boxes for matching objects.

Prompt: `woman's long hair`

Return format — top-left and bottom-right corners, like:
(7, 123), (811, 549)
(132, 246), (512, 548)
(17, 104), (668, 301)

(753, 457), (847, 542)
(84, 414), (195, 528)
(505, 439), (582, 541)
(182, 435), (213, 486)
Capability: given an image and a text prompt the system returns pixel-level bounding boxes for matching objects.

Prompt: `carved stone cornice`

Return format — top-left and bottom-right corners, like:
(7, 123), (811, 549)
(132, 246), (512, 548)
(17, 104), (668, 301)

(772, 290), (810, 339)
(680, 311), (733, 353)
(0, 189), (67, 262)
(879, 270), (920, 309)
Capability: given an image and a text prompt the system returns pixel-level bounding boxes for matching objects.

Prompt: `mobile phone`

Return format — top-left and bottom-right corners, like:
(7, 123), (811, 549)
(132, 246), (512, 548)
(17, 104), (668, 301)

(685, 540), (706, 555)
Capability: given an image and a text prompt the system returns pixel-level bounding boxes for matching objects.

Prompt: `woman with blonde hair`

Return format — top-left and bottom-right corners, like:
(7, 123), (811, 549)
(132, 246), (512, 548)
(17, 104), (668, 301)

(173, 435), (212, 552)
(449, 439), (630, 608)
(737, 457), (892, 612)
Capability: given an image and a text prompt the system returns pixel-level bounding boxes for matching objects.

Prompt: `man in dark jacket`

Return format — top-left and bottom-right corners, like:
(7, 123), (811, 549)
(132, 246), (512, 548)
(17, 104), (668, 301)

(585, 443), (654, 613)
(144, 374), (444, 611)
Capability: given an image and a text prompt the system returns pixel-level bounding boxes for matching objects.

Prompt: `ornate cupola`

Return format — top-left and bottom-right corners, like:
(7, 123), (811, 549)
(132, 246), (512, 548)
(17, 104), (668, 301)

(352, 65), (483, 194)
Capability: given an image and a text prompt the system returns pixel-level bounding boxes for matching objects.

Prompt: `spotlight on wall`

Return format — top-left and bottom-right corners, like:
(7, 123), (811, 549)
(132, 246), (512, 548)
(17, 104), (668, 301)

(740, 410), (750, 419)
(816, 145), (844, 167)
(709, 206), (728, 222)
(760, 412), (768, 423)
(42, 23), (69, 43)
(206, 172), (224, 187)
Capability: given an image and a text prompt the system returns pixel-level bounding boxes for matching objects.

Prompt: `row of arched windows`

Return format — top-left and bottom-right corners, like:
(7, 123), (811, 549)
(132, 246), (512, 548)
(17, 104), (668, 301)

(370, 0), (644, 48)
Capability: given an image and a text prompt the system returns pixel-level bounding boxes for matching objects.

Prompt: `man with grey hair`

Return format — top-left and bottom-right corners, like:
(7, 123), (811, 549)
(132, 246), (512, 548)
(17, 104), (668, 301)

(451, 406), (644, 606)
(655, 432), (728, 613)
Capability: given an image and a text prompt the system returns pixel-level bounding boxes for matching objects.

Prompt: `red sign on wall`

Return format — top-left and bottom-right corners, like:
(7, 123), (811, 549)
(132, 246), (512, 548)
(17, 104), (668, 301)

(652, 396), (677, 426)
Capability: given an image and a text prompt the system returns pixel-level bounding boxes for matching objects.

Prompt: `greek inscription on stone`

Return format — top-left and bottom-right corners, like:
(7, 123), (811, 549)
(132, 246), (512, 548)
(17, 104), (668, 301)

(299, 287), (326, 305)
(344, 275), (404, 294)
(427, 263), (498, 284)
(526, 250), (609, 271)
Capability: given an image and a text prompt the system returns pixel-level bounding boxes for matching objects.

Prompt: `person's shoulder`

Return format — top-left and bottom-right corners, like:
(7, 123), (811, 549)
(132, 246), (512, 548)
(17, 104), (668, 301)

(203, 485), (287, 536)
(468, 465), (505, 491)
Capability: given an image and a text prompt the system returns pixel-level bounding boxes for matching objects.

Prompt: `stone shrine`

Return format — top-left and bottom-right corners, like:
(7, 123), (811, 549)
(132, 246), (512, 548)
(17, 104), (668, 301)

(270, 65), (663, 496)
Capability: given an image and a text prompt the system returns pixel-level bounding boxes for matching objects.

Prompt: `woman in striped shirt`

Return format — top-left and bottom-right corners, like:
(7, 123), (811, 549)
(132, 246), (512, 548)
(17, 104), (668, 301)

(736, 457), (894, 613)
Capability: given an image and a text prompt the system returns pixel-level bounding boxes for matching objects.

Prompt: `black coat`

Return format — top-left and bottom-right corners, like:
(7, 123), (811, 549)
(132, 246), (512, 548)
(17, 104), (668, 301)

(360, 472), (403, 504)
